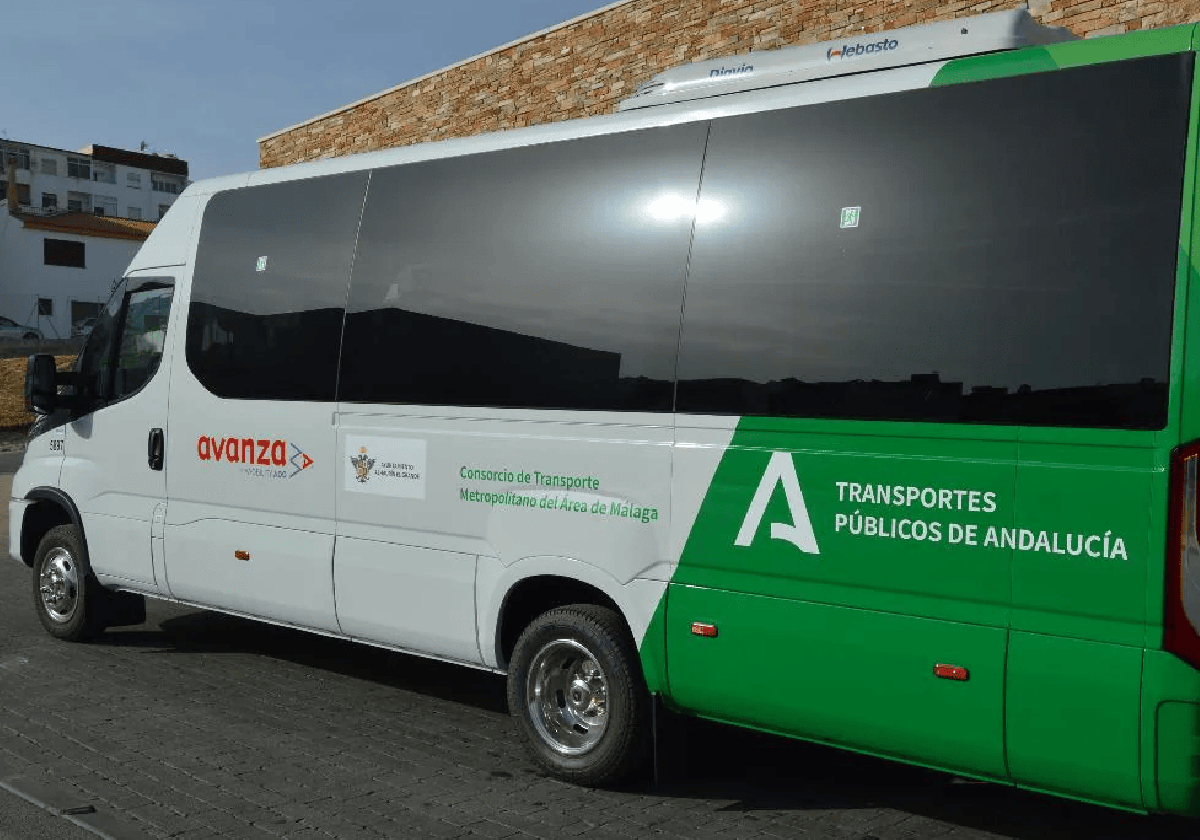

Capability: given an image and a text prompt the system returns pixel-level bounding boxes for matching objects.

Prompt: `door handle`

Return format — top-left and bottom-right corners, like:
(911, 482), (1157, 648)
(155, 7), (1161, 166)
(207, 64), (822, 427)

(148, 428), (164, 471)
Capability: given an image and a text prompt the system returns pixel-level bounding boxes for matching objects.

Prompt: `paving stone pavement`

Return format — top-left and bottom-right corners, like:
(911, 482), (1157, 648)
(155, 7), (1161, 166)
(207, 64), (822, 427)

(0, 477), (1195, 838)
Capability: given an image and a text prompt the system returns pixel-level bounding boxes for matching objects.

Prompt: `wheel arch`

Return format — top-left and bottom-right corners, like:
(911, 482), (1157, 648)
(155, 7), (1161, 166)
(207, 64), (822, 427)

(496, 574), (622, 670)
(484, 555), (667, 673)
(19, 487), (86, 568)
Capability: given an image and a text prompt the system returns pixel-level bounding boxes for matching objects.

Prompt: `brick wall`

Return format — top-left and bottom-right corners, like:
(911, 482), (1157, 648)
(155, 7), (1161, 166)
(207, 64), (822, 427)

(258, 0), (1200, 168)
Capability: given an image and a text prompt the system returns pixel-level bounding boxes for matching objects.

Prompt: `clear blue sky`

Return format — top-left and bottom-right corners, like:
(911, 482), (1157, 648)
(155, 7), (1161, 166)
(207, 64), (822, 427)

(5, 0), (615, 182)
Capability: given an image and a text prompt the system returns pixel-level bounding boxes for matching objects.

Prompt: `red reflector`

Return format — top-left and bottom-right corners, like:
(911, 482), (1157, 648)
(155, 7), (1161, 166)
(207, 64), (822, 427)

(934, 664), (969, 681)
(690, 622), (718, 638)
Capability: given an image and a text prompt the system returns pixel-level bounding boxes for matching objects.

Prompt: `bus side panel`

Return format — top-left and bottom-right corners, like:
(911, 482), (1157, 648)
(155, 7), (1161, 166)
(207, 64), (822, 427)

(333, 408), (674, 664)
(667, 420), (1015, 781)
(1010, 438), (1158, 648)
(666, 582), (1007, 778)
(1006, 632), (1143, 809)
(1003, 409), (1163, 812)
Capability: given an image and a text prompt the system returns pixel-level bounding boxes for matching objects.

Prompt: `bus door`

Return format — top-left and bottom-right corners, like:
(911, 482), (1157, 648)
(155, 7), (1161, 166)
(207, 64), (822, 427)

(160, 174), (367, 632)
(59, 274), (175, 592)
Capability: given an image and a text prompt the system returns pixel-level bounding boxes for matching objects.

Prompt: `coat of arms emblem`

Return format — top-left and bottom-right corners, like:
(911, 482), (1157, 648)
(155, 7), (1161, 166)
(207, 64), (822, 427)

(349, 446), (375, 483)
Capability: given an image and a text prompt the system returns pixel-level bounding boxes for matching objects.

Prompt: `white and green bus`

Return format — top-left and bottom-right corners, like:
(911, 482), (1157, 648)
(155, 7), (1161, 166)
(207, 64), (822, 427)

(12, 9), (1200, 816)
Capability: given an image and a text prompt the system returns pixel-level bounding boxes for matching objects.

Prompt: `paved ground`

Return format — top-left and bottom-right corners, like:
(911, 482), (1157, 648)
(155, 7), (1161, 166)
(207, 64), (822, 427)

(0, 783), (97, 840)
(0, 470), (1195, 839)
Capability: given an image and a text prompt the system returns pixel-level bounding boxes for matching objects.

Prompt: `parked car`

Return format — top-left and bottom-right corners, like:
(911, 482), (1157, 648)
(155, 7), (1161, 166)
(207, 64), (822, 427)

(71, 317), (96, 339)
(0, 316), (41, 341)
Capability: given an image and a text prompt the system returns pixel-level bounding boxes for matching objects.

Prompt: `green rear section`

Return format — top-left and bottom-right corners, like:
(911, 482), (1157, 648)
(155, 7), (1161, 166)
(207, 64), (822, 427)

(666, 422), (1163, 807)
(647, 23), (1200, 816)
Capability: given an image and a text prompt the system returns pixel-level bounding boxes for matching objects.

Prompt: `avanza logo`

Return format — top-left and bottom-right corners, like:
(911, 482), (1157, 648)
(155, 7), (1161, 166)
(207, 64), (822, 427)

(196, 435), (315, 478)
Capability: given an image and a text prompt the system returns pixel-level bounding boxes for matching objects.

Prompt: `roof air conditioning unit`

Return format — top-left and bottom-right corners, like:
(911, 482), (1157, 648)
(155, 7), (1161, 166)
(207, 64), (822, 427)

(618, 9), (1076, 111)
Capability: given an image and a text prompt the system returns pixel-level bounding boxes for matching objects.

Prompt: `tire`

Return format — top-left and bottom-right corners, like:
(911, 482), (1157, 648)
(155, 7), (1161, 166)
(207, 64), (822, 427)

(31, 525), (105, 641)
(507, 604), (650, 785)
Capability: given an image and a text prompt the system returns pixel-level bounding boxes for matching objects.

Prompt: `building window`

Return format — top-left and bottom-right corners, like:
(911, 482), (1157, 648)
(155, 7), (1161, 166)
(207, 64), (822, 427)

(2, 147), (31, 171)
(126, 172), (141, 189)
(40, 158), (57, 176)
(40, 192), (56, 210)
(127, 206), (141, 219)
(67, 157), (90, 180)
(38, 298), (53, 317)
(92, 163), (116, 184)
(67, 191), (91, 213)
(94, 195), (117, 217)
(158, 203), (170, 220)
(2, 182), (31, 205)
(151, 174), (182, 194)
(44, 238), (85, 268)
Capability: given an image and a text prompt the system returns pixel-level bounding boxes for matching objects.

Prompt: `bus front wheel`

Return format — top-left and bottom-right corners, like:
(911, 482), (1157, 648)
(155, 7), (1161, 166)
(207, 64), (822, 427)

(507, 603), (650, 785)
(31, 525), (104, 642)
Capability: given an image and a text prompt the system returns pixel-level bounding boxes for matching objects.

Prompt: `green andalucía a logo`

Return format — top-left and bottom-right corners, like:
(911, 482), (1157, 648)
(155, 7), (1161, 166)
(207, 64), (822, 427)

(734, 452), (820, 554)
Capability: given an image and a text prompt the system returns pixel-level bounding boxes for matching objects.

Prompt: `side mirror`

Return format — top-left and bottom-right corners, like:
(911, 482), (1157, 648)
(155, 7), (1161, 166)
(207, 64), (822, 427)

(24, 354), (57, 415)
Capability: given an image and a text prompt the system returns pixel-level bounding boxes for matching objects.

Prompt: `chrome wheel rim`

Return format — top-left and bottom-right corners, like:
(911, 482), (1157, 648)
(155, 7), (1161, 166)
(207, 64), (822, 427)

(526, 638), (609, 755)
(39, 547), (79, 623)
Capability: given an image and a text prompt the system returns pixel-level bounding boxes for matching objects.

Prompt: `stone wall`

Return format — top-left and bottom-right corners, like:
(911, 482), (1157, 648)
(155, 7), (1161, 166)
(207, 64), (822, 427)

(258, 0), (1200, 168)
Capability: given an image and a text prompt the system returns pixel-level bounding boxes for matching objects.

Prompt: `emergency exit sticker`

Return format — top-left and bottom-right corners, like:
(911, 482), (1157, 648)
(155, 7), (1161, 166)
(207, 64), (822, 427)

(840, 207), (861, 229)
(345, 436), (426, 499)
(255, 256), (268, 272)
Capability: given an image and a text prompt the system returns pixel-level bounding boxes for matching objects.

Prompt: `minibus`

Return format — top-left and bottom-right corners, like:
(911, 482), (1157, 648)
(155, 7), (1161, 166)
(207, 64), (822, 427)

(12, 9), (1200, 815)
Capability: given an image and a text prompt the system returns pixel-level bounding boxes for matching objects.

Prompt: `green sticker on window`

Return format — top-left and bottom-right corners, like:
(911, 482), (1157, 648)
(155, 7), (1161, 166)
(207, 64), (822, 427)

(840, 207), (861, 229)
(255, 256), (268, 272)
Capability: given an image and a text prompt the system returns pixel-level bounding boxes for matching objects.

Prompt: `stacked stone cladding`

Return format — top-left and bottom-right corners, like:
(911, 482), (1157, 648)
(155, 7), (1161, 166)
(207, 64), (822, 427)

(258, 0), (1200, 168)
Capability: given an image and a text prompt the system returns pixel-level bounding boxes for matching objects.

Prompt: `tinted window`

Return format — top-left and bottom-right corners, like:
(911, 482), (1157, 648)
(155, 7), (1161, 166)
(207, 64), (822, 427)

(75, 278), (173, 406)
(677, 53), (1192, 429)
(339, 123), (708, 411)
(76, 281), (123, 404)
(114, 285), (173, 400)
(187, 172), (368, 401)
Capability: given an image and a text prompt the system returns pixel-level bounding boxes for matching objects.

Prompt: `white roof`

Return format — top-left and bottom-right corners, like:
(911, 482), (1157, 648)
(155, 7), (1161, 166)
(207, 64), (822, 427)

(618, 9), (1076, 111)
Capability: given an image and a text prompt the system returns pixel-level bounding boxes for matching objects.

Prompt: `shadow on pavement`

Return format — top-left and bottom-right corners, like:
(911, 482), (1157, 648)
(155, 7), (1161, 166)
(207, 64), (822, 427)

(130, 608), (507, 713)
(101, 608), (1194, 840)
(651, 715), (1195, 840)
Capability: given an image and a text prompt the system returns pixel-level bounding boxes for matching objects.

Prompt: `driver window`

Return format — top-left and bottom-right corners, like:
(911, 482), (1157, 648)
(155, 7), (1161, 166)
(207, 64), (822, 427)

(76, 282), (124, 403)
(113, 286), (174, 400)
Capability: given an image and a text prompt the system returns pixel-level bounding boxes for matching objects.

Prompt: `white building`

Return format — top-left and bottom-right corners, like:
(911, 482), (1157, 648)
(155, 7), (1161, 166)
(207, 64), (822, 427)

(0, 140), (187, 339)
(0, 199), (155, 339)
(0, 140), (188, 221)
